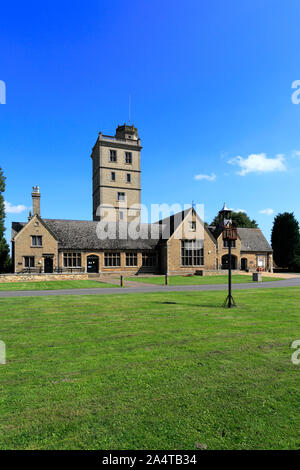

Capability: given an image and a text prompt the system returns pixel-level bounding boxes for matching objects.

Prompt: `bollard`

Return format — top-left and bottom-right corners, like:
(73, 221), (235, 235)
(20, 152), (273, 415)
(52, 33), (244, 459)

(165, 274), (169, 286)
(252, 272), (262, 282)
(120, 275), (124, 287)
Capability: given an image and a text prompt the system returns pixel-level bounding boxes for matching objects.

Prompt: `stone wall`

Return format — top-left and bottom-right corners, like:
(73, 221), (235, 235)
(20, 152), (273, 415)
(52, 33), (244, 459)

(0, 273), (89, 283)
(239, 252), (273, 272)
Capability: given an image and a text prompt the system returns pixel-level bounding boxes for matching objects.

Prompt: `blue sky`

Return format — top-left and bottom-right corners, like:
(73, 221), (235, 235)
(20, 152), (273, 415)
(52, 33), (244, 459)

(1, 0), (300, 244)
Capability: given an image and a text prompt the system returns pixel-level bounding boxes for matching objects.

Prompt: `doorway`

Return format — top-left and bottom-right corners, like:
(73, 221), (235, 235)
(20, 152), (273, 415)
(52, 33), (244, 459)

(44, 257), (53, 273)
(87, 255), (99, 273)
(241, 258), (248, 271)
(221, 254), (237, 270)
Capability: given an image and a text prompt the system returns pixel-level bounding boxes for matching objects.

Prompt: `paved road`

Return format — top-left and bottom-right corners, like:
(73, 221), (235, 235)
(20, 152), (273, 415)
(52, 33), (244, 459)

(0, 277), (300, 298)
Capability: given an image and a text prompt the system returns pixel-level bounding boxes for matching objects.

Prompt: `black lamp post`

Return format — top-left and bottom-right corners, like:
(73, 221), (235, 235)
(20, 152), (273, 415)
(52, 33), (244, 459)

(219, 203), (237, 308)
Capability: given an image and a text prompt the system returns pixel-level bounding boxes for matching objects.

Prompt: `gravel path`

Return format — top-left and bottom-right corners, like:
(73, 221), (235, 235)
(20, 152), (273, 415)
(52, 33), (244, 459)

(0, 277), (300, 298)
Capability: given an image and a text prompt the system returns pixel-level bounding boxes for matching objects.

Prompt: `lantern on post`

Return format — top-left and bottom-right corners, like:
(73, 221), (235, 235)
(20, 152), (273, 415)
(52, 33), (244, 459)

(219, 203), (237, 308)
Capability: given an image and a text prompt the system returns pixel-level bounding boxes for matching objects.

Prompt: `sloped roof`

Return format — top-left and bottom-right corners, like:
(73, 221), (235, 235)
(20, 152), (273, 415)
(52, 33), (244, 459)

(11, 222), (26, 239)
(11, 218), (163, 249)
(38, 219), (162, 250)
(154, 208), (192, 239)
(11, 208), (208, 249)
(12, 215), (272, 253)
(237, 228), (272, 252)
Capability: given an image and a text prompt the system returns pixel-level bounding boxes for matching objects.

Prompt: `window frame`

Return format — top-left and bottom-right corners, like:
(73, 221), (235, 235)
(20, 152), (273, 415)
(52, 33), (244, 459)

(24, 256), (35, 268)
(117, 192), (126, 201)
(126, 252), (138, 267)
(104, 252), (121, 267)
(63, 252), (82, 268)
(31, 235), (42, 247)
(111, 171), (116, 181)
(223, 239), (236, 248)
(126, 173), (131, 183)
(110, 149), (117, 162)
(125, 152), (132, 164)
(181, 240), (204, 267)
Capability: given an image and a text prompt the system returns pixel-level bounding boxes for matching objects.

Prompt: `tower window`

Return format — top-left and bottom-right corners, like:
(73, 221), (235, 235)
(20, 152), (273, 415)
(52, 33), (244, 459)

(110, 150), (117, 162)
(126, 173), (131, 183)
(125, 152), (132, 164)
(119, 210), (124, 221)
(111, 172), (115, 181)
(117, 192), (125, 201)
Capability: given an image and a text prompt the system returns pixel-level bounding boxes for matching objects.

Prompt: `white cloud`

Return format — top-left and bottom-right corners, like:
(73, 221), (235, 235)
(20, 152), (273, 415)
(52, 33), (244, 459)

(259, 208), (274, 216)
(4, 201), (27, 214)
(194, 173), (216, 182)
(228, 153), (286, 176)
(233, 208), (246, 213)
(292, 150), (300, 158)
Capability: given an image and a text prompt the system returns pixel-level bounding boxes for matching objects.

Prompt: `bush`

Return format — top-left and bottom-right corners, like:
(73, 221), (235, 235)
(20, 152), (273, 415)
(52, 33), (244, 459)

(0, 257), (12, 274)
(291, 256), (300, 273)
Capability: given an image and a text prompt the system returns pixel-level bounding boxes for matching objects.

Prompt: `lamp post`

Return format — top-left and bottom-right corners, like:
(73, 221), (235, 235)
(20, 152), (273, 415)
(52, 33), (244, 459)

(219, 203), (237, 308)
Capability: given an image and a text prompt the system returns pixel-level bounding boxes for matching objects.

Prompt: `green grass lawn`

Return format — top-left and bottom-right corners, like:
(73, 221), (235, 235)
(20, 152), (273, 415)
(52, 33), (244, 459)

(0, 287), (299, 450)
(0, 280), (116, 291)
(126, 274), (284, 285)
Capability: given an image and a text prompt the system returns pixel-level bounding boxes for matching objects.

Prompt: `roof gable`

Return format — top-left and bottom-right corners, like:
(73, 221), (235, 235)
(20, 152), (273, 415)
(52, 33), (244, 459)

(12, 214), (59, 242)
(155, 208), (192, 239)
(156, 208), (217, 244)
(11, 221), (26, 240)
(237, 228), (272, 252)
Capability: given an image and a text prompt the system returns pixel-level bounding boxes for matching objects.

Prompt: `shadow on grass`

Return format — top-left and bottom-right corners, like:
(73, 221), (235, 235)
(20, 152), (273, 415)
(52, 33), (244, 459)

(156, 300), (229, 309)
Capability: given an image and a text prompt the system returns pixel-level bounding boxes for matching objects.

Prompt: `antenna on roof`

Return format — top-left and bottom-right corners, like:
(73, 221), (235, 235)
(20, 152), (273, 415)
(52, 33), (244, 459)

(128, 94), (131, 124)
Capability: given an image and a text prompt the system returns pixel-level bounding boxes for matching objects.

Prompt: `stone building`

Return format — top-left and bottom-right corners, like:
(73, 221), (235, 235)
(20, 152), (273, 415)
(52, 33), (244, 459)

(213, 227), (273, 272)
(91, 124), (142, 222)
(11, 124), (273, 275)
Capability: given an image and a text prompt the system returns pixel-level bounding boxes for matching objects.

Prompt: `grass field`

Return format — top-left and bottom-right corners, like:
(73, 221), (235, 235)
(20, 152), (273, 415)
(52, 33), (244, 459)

(0, 287), (299, 450)
(126, 274), (284, 285)
(0, 280), (116, 291)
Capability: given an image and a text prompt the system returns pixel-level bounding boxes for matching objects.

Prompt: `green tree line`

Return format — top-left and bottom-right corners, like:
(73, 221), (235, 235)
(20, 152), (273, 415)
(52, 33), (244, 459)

(0, 168), (11, 273)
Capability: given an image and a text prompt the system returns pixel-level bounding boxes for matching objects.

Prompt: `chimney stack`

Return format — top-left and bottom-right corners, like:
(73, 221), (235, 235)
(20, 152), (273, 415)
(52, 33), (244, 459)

(32, 186), (41, 216)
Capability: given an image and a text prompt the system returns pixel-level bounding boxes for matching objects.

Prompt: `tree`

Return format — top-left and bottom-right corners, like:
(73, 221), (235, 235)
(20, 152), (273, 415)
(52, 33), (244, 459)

(271, 212), (300, 270)
(0, 168), (11, 273)
(211, 211), (258, 228)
